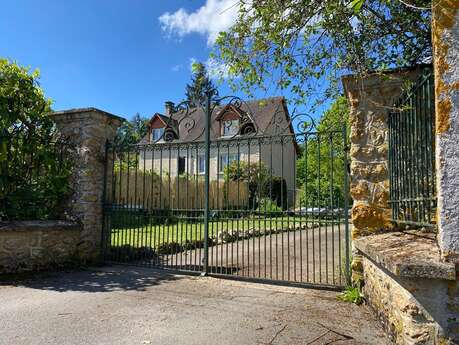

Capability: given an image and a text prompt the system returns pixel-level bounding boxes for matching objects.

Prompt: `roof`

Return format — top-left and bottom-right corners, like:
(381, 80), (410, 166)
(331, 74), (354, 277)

(139, 97), (296, 145)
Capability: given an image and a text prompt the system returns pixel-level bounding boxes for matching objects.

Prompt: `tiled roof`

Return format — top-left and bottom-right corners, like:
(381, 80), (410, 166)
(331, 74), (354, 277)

(139, 96), (293, 144)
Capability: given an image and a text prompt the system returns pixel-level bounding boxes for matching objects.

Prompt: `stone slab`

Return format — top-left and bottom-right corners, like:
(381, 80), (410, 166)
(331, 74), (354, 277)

(51, 107), (125, 122)
(0, 221), (80, 232)
(354, 230), (456, 280)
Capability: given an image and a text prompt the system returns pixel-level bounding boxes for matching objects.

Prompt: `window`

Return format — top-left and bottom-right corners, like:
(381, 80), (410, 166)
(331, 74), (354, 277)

(197, 155), (206, 174)
(221, 119), (239, 137)
(151, 128), (164, 141)
(219, 153), (239, 172)
(178, 156), (186, 175)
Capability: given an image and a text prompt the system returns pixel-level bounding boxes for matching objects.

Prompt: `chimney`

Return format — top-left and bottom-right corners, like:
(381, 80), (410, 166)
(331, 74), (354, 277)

(165, 101), (175, 116)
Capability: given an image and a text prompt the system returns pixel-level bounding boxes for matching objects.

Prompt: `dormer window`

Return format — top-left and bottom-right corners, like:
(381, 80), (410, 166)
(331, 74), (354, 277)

(222, 119), (239, 137)
(151, 127), (164, 141)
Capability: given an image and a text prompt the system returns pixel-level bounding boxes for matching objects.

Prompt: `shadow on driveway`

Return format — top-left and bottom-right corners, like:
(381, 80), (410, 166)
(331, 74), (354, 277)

(1, 266), (184, 293)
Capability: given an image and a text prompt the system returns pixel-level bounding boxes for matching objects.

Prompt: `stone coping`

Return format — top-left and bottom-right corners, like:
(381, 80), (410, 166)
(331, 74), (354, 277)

(51, 107), (125, 122)
(354, 230), (456, 281)
(0, 221), (81, 232)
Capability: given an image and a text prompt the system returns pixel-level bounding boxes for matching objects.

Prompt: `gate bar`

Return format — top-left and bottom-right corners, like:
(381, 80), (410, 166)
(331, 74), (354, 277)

(342, 125), (351, 286)
(202, 92), (212, 274)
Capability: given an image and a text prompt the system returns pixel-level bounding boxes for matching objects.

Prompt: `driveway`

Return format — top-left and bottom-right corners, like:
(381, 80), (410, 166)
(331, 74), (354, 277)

(164, 225), (349, 286)
(0, 266), (388, 345)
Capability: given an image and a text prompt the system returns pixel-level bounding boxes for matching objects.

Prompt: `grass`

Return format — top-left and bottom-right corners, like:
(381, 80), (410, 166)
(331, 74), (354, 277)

(109, 213), (344, 248)
(338, 285), (365, 305)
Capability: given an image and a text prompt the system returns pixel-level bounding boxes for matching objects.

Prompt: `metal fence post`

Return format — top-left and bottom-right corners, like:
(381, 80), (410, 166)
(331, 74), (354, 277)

(100, 139), (109, 261)
(342, 124), (351, 286)
(202, 92), (211, 275)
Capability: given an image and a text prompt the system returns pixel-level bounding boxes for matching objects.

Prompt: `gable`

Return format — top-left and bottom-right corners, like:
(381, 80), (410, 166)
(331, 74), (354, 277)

(149, 114), (167, 129)
(215, 104), (245, 122)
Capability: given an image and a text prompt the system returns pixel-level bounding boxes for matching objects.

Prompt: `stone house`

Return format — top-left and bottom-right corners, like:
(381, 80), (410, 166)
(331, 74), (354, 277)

(138, 97), (299, 206)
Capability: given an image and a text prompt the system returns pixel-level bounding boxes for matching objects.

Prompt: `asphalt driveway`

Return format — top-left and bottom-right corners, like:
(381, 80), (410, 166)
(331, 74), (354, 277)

(0, 266), (388, 345)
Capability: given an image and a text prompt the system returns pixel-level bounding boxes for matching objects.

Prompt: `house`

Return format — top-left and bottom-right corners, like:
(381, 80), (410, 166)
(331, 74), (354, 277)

(138, 97), (299, 206)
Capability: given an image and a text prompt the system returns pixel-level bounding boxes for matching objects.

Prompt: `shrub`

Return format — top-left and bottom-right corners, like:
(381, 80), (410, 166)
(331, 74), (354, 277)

(263, 176), (288, 210)
(107, 245), (157, 262)
(0, 59), (72, 220)
(256, 198), (282, 214)
(157, 242), (183, 255)
(224, 161), (268, 208)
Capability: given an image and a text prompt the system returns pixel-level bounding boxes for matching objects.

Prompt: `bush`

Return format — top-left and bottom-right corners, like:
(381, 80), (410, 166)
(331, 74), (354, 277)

(263, 176), (288, 210)
(107, 245), (157, 262)
(224, 161), (268, 208)
(256, 198), (282, 214)
(157, 242), (183, 255)
(181, 237), (214, 251)
(111, 209), (149, 228)
(0, 59), (72, 220)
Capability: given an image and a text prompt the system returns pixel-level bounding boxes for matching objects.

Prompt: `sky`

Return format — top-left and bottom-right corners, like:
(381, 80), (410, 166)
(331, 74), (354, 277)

(0, 0), (329, 122)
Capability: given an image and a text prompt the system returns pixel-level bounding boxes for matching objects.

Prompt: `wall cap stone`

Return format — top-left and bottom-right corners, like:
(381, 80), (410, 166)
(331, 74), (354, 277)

(50, 107), (125, 123)
(342, 65), (430, 98)
(354, 230), (456, 281)
(0, 221), (81, 232)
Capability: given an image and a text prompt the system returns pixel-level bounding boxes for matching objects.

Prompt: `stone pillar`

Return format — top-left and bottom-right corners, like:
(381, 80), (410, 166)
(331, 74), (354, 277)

(342, 69), (420, 281)
(51, 108), (123, 262)
(432, 1), (459, 262)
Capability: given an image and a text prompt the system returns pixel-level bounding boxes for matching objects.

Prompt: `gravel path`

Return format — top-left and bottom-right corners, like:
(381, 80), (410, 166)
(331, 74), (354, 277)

(162, 225), (350, 286)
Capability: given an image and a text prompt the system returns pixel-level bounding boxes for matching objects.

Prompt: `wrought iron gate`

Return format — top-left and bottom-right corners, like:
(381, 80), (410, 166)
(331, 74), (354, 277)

(102, 95), (350, 288)
(388, 68), (436, 229)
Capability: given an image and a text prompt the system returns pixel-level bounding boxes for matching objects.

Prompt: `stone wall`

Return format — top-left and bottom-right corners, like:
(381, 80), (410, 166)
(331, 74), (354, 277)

(354, 231), (458, 344)
(0, 221), (82, 274)
(342, 69), (420, 283)
(342, 69), (420, 240)
(361, 257), (454, 344)
(51, 108), (123, 262)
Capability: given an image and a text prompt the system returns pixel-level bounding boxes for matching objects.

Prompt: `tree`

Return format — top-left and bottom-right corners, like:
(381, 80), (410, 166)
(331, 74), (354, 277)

(185, 62), (219, 106)
(224, 161), (268, 208)
(214, 0), (431, 110)
(114, 113), (149, 169)
(114, 113), (149, 149)
(296, 97), (349, 208)
(0, 59), (72, 220)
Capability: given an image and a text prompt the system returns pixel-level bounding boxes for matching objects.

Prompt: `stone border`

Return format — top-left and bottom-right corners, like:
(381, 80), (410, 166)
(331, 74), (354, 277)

(0, 221), (80, 232)
(0, 220), (83, 274)
(354, 230), (456, 281)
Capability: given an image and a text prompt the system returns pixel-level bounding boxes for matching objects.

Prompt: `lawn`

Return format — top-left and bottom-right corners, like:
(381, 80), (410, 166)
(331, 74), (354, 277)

(108, 211), (344, 248)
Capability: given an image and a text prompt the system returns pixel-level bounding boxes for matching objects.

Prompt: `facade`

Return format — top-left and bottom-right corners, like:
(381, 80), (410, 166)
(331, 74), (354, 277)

(138, 97), (299, 205)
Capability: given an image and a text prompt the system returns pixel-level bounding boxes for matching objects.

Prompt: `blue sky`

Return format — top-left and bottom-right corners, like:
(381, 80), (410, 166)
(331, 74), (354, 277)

(0, 0), (329, 121)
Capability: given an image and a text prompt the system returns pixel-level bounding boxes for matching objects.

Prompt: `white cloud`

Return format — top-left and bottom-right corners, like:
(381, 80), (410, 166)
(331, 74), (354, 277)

(159, 0), (240, 46)
(189, 57), (232, 80)
(205, 57), (231, 79)
(171, 64), (183, 72)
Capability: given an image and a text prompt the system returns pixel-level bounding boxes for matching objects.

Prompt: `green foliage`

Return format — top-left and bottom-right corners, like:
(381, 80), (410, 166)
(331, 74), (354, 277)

(0, 59), (72, 220)
(115, 113), (149, 149)
(185, 62), (219, 106)
(296, 97), (349, 208)
(338, 284), (365, 305)
(214, 0), (431, 109)
(263, 176), (288, 210)
(113, 114), (149, 169)
(257, 198), (282, 214)
(224, 160), (268, 207)
(107, 245), (157, 262)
